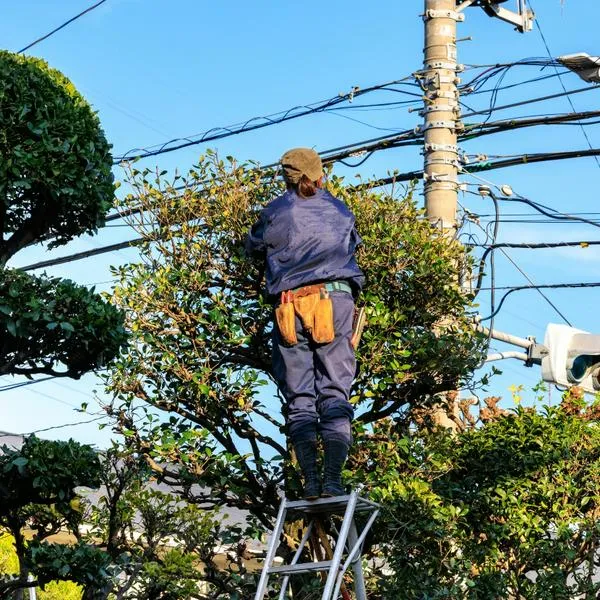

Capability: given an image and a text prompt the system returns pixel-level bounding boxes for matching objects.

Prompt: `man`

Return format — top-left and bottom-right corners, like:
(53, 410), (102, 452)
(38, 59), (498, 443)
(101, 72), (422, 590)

(246, 147), (364, 498)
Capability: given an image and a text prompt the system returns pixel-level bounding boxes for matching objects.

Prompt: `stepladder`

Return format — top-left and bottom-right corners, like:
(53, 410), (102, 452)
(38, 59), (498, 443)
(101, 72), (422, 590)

(254, 489), (380, 600)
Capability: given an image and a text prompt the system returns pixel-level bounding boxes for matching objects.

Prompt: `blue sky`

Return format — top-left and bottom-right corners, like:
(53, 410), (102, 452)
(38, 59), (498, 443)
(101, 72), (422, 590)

(1, 0), (600, 447)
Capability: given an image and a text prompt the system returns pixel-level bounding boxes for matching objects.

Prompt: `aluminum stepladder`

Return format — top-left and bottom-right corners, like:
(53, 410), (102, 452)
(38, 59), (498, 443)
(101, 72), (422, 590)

(254, 489), (380, 600)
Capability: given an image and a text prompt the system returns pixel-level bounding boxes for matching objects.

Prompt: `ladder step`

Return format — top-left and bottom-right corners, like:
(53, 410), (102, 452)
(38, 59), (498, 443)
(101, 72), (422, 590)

(268, 560), (334, 575)
(285, 494), (380, 515)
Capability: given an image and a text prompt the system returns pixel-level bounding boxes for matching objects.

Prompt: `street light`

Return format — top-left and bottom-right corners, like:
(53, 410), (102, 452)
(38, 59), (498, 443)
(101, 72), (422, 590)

(457, 1), (534, 32)
(558, 53), (600, 84)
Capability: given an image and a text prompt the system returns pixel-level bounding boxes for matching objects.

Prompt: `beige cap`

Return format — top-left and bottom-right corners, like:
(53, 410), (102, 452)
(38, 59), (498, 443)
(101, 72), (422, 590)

(280, 147), (324, 184)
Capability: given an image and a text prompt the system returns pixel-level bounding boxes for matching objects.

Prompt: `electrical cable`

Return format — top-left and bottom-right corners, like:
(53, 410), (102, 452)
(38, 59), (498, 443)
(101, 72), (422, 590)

(19, 416), (106, 436)
(466, 194), (574, 328)
(0, 376), (57, 392)
(528, 1), (600, 171)
(21, 141), (600, 273)
(18, 0), (108, 54)
(113, 79), (417, 162)
(480, 282), (600, 322)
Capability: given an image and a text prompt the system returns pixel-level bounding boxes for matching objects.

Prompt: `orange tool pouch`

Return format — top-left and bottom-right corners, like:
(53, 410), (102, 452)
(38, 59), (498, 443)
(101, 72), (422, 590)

(275, 291), (297, 346)
(275, 286), (336, 346)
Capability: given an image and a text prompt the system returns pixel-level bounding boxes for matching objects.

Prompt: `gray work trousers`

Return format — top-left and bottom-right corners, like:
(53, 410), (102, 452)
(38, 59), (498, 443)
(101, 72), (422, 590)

(272, 291), (355, 446)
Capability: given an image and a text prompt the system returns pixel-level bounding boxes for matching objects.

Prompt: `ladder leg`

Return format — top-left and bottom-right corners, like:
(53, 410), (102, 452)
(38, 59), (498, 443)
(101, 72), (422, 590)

(332, 508), (380, 600)
(347, 519), (367, 600)
(321, 490), (359, 600)
(255, 498), (288, 600)
(278, 519), (315, 600)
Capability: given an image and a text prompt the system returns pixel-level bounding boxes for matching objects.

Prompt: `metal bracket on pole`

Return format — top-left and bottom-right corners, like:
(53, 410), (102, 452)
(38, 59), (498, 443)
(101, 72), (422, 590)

(420, 120), (460, 132)
(423, 172), (460, 184)
(476, 1), (535, 33)
(420, 103), (460, 115)
(431, 90), (459, 100)
(423, 9), (466, 22)
(424, 60), (465, 72)
(425, 157), (461, 168)
(424, 142), (459, 154)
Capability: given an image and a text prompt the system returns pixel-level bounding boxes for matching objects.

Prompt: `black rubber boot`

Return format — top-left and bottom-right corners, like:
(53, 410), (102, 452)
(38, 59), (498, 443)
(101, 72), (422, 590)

(294, 440), (321, 500)
(321, 439), (349, 497)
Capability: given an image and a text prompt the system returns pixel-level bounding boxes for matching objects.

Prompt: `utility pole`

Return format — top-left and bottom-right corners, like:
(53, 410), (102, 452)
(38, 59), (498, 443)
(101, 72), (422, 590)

(420, 1), (534, 429)
(421, 0), (534, 230)
(422, 0), (463, 233)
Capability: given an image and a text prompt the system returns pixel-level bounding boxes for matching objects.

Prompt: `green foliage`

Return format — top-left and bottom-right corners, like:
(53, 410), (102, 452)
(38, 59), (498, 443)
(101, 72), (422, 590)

(27, 542), (111, 590)
(0, 269), (127, 377)
(0, 51), (114, 260)
(0, 534), (83, 599)
(0, 436), (101, 514)
(359, 400), (600, 599)
(0, 532), (19, 575)
(0, 437), (106, 598)
(37, 580), (82, 600)
(81, 444), (257, 599)
(0, 50), (126, 380)
(104, 154), (483, 595)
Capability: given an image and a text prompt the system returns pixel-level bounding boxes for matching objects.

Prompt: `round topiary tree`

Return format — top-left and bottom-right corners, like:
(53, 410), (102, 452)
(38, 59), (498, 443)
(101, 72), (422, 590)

(0, 51), (115, 262)
(0, 52), (126, 377)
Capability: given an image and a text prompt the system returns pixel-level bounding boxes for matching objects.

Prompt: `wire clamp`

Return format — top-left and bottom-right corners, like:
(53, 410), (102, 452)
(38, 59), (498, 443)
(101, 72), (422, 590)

(431, 90), (459, 100)
(424, 143), (459, 154)
(425, 157), (461, 168)
(424, 172), (460, 184)
(425, 60), (465, 72)
(421, 120), (459, 131)
(419, 102), (460, 116)
(423, 9), (465, 22)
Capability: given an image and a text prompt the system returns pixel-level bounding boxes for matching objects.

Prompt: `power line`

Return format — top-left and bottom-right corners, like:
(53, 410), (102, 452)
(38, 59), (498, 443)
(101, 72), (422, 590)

(465, 199), (574, 327)
(471, 241), (600, 250)
(20, 237), (144, 272)
(113, 79), (417, 162)
(480, 282), (600, 322)
(20, 144), (600, 273)
(461, 84), (600, 119)
(18, 0), (108, 54)
(496, 247), (572, 326)
(529, 1), (600, 171)
(0, 376), (56, 392)
(19, 416), (106, 436)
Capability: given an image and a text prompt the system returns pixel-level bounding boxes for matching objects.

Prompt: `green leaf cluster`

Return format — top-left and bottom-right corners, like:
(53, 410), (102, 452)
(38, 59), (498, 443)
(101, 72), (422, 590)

(103, 155), (485, 595)
(0, 51), (114, 260)
(358, 402), (600, 599)
(27, 542), (111, 590)
(0, 269), (127, 378)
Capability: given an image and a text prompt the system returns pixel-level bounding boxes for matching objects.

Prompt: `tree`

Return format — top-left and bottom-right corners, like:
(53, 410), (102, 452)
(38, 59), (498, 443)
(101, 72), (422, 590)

(0, 436), (111, 600)
(0, 51), (126, 379)
(105, 154), (483, 594)
(0, 50), (127, 598)
(362, 387), (600, 599)
(80, 443), (259, 599)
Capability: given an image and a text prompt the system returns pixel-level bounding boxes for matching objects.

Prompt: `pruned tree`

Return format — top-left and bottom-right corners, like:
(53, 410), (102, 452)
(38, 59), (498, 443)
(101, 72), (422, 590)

(0, 50), (126, 379)
(0, 437), (110, 600)
(362, 387), (600, 599)
(104, 153), (483, 596)
(0, 50), (127, 598)
(81, 443), (258, 600)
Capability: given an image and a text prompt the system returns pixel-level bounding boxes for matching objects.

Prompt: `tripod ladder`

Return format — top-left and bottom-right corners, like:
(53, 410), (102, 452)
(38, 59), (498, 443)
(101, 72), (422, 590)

(254, 489), (380, 600)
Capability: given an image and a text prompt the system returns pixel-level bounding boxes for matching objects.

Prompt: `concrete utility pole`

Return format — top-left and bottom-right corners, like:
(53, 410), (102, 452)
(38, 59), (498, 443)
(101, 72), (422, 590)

(421, 1), (534, 428)
(421, 0), (534, 230)
(422, 0), (463, 233)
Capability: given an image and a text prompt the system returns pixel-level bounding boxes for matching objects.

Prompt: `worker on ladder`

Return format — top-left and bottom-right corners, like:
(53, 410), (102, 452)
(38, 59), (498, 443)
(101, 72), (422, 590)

(246, 147), (364, 499)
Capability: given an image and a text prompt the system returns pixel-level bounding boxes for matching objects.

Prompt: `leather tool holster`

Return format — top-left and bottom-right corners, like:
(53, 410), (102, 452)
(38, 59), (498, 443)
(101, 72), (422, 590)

(275, 286), (335, 346)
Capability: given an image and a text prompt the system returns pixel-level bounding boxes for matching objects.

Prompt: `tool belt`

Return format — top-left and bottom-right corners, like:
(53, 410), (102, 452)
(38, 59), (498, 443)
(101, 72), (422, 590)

(275, 281), (351, 346)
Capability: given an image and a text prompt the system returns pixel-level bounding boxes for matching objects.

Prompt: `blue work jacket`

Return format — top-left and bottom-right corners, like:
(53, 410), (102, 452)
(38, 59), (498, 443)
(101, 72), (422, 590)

(245, 189), (365, 298)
